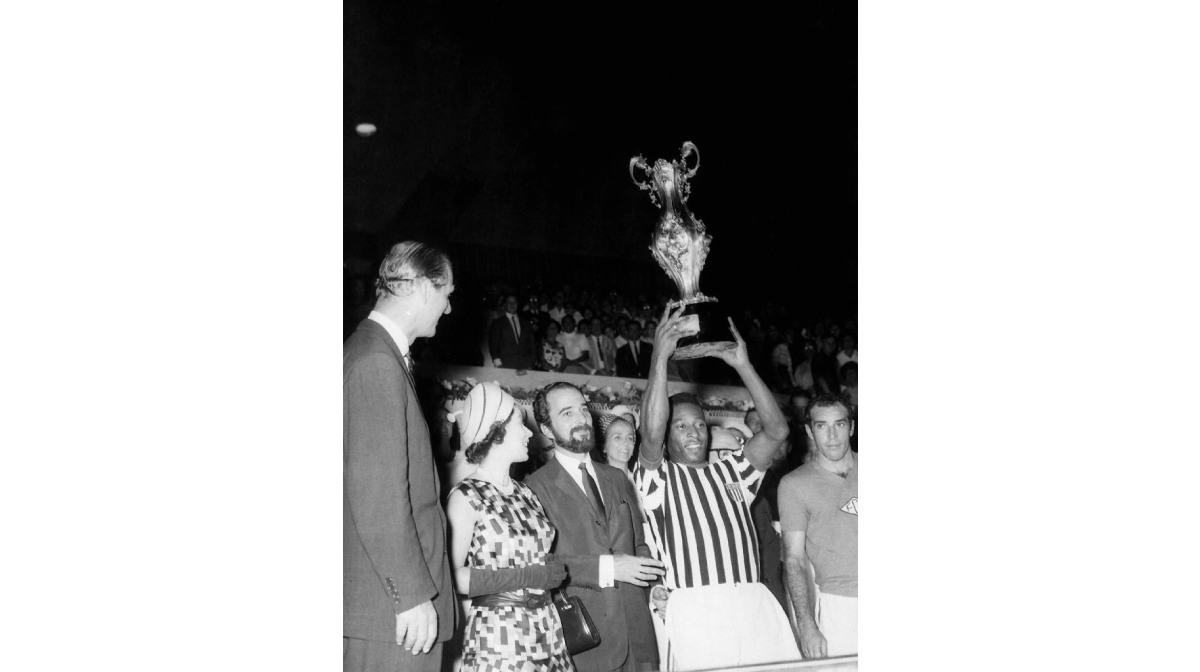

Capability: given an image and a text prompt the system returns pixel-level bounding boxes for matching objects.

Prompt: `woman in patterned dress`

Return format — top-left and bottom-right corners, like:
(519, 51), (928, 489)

(446, 382), (575, 672)
(537, 320), (566, 373)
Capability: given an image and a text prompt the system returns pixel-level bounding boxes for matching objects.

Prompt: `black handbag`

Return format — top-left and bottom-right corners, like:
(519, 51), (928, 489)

(552, 588), (601, 655)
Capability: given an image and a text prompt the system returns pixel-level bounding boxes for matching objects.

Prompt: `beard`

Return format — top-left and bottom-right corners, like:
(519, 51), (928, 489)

(556, 424), (595, 454)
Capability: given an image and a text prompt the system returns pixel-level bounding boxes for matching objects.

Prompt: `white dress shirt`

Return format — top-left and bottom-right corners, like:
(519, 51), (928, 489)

(368, 310), (411, 363)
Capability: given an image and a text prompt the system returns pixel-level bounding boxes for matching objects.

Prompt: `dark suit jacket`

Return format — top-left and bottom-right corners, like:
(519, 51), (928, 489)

(488, 313), (537, 369)
(344, 319), (454, 644)
(614, 341), (653, 378)
(525, 459), (658, 672)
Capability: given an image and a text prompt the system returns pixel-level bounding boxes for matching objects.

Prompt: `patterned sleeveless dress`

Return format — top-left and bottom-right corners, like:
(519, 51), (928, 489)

(454, 478), (574, 672)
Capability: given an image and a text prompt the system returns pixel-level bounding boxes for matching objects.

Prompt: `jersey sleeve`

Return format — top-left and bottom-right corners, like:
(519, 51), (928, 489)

(722, 446), (766, 502)
(632, 460), (667, 514)
(777, 474), (810, 533)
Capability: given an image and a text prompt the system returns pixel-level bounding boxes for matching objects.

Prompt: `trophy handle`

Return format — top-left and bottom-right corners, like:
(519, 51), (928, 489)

(680, 141), (700, 178)
(629, 155), (651, 189)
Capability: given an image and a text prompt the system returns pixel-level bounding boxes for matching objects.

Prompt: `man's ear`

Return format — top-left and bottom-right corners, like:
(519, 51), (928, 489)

(805, 424), (815, 441)
(539, 423), (553, 441)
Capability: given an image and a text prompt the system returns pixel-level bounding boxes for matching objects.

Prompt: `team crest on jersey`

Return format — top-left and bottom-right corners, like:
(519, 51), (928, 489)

(724, 482), (745, 503)
(840, 497), (858, 516)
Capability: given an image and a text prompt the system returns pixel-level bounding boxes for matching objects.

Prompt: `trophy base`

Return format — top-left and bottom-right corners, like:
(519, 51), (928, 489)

(670, 299), (736, 360)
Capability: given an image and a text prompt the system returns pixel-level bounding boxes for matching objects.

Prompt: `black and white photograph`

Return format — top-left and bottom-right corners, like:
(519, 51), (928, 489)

(6, 2), (1200, 671)
(343, 2), (856, 670)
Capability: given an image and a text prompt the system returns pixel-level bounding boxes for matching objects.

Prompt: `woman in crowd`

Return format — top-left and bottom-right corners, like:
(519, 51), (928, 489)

(595, 413), (637, 481)
(537, 319), (566, 373)
(446, 382), (574, 672)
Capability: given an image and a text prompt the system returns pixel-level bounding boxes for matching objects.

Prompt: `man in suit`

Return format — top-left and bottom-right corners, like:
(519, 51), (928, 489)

(526, 382), (666, 672)
(615, 322), (652, 378)
(344, 241), (457, 671)
(488, 294), (537, 369)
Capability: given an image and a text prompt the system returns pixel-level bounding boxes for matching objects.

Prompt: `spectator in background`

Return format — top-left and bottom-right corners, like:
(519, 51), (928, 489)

(584, 319), (607, 375)
(547, 292), (567, 325)
(596, 413), (638, 480)
(836, 332), (857, 369)
(557, 315), (591, 374)
(811, 335), (841, 395)
(601, 324), (620, 376)
(488, 295), (537, 370)
(792, 339), (815, 394)
(616, 321), (652, 378)
(769, 325), (795, 393)
(839, 361), (858, 409)
(538, 320), (566, 373)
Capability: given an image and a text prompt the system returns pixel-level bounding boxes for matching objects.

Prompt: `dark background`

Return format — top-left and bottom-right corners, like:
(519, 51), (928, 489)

(344, 1), (856, 350)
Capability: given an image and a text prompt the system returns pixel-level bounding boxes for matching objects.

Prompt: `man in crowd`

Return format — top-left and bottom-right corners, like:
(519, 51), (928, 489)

(585, 318), (611, 375)
(811, 335), (841, 395)
(780, 394), (858, 659)
(526, 382), (665, 672)
(557, 315), (591, 374)
(836, 332), (857, 369)
(634, 308), (800, 670)
(344, 241), (457, 670)
(488, 294), (537, 370)
(616, 321), (652, 378)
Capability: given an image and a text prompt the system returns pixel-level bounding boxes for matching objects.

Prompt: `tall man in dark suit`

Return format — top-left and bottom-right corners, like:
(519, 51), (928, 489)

(526, 382), (666, 672)
(488, 294), (537, 369)
(344, 241), (457, 671)
(615, 322), (652, 378)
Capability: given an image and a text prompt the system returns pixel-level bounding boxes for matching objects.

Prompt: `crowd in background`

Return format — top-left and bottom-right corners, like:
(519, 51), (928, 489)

(478, 280), (859, 404)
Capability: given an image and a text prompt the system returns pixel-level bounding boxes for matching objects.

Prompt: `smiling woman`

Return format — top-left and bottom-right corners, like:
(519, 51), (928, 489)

(444, 381), (572, 671)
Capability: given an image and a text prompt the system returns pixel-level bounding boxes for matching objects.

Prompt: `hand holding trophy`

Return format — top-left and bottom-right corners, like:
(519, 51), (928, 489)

(630, 141), (736, 360)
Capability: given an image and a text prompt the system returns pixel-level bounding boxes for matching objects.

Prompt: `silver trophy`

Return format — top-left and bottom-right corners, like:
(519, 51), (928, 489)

(630, 141), (735, 360)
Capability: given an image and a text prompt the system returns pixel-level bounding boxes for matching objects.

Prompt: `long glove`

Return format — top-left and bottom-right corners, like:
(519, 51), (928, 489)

(467, 555), (567, 598)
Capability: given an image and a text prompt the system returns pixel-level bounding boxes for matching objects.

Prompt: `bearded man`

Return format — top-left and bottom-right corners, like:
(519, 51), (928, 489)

(525, 382), (665, 672)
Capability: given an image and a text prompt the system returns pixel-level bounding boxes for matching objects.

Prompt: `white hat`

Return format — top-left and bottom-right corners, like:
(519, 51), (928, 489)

(460, 382), (516, 451)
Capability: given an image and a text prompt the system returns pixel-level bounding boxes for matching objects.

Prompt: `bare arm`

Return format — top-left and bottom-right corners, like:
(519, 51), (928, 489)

(639, 305), (690, 466)
(446, 489), (476, 595)
(710, 319), (789, 472)
(784, 530), (826, 659)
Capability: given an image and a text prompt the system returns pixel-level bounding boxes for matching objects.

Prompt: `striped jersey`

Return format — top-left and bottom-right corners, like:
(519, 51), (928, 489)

(633, 449), (765, 590)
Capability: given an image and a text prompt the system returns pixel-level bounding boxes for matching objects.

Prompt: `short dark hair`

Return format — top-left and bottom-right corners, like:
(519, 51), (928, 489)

(805, 393), (854, 426)
(464, 411), (513, 465)
(375, 241), (452, 298)
(668, 392), (703, 414)
(533, 382), (584, 428)
(839, 361), (858, 383)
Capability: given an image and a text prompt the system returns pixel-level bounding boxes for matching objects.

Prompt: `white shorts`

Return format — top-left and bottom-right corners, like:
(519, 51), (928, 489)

(664, 582), (800, 671)
(816, 589), (858, 657)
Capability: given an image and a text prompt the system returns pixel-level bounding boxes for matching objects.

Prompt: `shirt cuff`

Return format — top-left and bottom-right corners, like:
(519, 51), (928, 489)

(599, 555), (614, 588)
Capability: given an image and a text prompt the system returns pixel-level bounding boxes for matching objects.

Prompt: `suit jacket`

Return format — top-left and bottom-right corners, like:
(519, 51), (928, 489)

(615, 341), (653, 378)
(344, 319), (454, 643)
(525, 459), (659, 672)
(488, 313), (537, 369)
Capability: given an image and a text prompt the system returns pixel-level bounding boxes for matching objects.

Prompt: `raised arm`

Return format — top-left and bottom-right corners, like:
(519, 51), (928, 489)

(710, 319), (789, 472)
(639, 304), (690, 466)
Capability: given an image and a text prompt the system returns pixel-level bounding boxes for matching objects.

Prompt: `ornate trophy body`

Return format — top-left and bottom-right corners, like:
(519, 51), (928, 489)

(630, 142), (735, 359)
